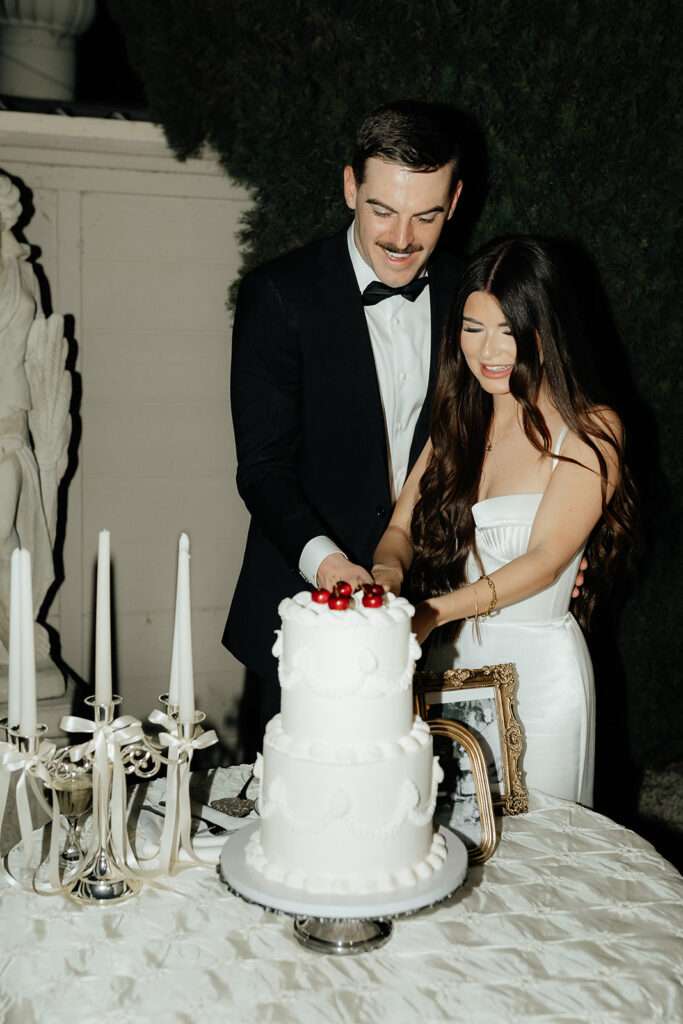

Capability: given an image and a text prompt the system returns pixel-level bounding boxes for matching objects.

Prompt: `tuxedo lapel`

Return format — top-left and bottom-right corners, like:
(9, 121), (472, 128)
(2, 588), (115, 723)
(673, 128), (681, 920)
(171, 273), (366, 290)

(315, 234), (390, 479)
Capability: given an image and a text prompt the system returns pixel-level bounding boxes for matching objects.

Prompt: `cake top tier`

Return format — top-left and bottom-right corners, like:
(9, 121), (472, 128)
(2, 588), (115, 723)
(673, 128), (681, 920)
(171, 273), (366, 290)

(273, 586), (420, 699)
(278, 588), (415, 628)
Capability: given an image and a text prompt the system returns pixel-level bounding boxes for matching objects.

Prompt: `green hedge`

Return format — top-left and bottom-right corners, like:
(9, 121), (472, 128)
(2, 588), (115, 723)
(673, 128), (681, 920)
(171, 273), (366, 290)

(108, 0), (681, 775)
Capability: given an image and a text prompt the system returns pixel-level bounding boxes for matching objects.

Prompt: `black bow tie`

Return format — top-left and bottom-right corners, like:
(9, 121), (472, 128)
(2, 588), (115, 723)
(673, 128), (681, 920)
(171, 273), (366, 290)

(362, 275), (430, 306)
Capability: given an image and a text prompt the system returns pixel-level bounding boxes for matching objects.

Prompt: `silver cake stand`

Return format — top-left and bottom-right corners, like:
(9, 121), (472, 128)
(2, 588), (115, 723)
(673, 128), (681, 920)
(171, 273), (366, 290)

(218, 821), (468, 955)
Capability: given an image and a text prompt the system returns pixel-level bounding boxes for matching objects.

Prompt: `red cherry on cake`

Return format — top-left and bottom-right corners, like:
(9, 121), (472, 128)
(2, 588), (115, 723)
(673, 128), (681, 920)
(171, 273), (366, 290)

(311, 588), (331, 604)
(334, 581), (353, 597)
(362, 594), (383, 608)
(369, 584), (385, 596)
(328, 594), (351, 610)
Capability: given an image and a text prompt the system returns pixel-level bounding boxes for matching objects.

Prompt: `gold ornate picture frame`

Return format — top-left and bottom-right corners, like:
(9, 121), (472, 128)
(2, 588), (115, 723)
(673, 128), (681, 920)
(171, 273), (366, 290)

(414, 665), (528, 839)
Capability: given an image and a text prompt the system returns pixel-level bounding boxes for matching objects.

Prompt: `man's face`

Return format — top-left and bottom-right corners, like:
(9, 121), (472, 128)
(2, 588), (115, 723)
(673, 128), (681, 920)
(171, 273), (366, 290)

(343, 157), (462, 286)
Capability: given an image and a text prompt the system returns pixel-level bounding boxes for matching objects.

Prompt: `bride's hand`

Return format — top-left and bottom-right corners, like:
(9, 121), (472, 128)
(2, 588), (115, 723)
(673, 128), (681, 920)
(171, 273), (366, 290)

(371, 563), (403, 597)
(411, 601), (440, 645)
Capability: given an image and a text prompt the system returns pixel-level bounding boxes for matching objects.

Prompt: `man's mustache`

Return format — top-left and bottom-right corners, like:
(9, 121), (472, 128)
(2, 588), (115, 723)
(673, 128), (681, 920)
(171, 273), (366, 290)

(377, 242), (424, 255)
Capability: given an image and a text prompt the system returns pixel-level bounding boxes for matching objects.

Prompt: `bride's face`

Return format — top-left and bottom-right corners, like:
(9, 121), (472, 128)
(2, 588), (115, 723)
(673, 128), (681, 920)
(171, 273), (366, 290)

(460, 291), (516, 394)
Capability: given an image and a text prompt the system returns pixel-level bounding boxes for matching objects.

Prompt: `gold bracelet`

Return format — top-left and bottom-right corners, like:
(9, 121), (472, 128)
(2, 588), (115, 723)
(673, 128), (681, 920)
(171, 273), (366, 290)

(464, 586), (479, 620)
(465, 584), (482, 643)
(478, 574), (497, 617)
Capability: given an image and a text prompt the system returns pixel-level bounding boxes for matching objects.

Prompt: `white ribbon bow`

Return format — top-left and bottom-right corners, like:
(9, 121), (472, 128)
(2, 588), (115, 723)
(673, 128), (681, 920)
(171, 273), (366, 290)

(0, 738), (61, 890)
(145, 710), (218, 872)
(60, 714), (147, 878)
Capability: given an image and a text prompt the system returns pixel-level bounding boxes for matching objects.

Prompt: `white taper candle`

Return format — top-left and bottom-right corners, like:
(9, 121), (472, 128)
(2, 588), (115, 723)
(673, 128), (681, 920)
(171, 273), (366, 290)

(7, 547), (22, 728)
(168, 535), (184, 707)
(19, 549), (37, 735)
(176, 533), (195, 723)
(95, 529), (112, 706)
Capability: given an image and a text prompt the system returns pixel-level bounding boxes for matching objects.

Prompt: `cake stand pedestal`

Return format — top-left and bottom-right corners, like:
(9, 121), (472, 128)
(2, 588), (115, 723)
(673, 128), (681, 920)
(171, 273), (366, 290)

(218, 821), (468, 955)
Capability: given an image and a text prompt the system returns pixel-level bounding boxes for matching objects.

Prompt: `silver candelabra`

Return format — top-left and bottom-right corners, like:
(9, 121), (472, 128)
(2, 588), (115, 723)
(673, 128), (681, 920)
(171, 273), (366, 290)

(0, 692), (217, 903)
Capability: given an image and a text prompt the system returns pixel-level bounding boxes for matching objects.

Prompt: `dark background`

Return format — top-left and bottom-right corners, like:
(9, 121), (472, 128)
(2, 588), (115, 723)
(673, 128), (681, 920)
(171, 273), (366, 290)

(76, 2), (145, 112)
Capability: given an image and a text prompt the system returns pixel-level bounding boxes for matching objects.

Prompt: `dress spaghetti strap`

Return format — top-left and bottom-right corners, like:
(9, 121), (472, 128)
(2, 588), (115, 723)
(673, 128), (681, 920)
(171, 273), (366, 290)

(551, 425), (569, 471)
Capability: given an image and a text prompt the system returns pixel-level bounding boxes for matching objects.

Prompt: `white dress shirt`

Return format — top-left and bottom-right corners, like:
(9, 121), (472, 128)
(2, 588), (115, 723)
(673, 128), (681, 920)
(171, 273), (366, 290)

(299, 223), (430, 585)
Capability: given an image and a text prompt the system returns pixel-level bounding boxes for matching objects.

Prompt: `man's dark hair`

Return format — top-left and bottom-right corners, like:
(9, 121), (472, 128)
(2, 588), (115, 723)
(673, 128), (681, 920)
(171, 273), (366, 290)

(351, 100), (462, 193)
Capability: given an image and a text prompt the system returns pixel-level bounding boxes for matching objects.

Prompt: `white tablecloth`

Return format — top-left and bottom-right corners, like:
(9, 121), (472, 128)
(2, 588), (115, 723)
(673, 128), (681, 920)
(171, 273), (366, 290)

(1, 768), (681, 1024)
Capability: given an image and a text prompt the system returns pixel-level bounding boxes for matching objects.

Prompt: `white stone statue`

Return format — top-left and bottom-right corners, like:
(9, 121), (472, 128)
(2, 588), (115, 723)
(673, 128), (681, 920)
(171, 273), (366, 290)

(0, 174), (71, 668)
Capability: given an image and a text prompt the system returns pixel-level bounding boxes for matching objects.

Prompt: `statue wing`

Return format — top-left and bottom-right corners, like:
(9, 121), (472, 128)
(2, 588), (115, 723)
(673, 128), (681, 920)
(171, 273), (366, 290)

(25, 314), (72, 544)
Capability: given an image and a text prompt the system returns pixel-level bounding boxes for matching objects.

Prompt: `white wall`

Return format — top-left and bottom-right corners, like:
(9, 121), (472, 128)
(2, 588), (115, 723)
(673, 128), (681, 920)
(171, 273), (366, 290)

(0, 112), (252, 750)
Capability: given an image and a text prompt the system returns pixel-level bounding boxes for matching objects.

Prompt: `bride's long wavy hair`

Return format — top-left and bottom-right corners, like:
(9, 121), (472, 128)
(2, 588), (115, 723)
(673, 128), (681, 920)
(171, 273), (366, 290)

(410, 236), (638, 634)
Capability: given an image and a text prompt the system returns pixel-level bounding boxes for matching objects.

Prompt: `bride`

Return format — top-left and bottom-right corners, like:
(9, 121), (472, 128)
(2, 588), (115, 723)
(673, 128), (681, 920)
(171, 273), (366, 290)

(372, 236), (637, 805)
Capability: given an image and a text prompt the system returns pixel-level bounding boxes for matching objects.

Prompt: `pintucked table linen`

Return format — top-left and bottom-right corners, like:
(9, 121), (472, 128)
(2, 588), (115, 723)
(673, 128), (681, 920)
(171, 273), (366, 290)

(1, 769), (681, 1024)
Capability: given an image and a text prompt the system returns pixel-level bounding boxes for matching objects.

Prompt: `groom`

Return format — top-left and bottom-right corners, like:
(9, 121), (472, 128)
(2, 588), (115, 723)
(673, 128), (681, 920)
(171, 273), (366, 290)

(223, 100), (465, 730)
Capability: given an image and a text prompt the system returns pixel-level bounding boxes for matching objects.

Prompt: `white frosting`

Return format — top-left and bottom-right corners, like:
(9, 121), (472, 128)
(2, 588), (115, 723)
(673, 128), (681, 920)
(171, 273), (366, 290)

(245, 826), (448, 895)
(278, 589), (416, 625)
(249, 589), (444, 895)
(257, 755), (441, 835)
(280, 684), (415, 746)
(273, 591), (421, 701)
(265, 712), (431, 763)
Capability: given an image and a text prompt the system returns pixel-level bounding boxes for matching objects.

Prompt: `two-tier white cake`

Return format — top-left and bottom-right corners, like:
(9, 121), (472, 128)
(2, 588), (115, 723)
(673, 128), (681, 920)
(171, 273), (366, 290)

(244, 587), (446, 894)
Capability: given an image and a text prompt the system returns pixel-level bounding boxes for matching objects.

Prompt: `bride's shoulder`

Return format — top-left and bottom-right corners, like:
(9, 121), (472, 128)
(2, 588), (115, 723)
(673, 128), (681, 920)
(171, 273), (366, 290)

(562, 406), (623, 485)
(585, 405), (623, 445)
(561, 406), (622, 445)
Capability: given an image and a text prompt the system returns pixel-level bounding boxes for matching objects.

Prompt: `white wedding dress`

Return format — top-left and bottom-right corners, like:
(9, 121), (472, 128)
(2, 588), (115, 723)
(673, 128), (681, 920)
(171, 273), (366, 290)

(426, 428), (595, 806)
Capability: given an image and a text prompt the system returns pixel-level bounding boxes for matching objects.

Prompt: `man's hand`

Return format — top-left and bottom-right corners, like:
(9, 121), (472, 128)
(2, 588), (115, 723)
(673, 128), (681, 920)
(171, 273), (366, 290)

(572, 556), (588, 599)
(317, 553), (373, 592)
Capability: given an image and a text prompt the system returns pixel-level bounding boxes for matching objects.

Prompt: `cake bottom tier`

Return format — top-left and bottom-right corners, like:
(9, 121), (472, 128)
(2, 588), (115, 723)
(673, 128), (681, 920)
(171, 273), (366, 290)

(246, 738), (446, 894)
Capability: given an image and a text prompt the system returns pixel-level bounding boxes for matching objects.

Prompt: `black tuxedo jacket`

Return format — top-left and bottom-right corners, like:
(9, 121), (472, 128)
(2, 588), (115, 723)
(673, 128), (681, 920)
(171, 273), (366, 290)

(223, 228), (461, 680)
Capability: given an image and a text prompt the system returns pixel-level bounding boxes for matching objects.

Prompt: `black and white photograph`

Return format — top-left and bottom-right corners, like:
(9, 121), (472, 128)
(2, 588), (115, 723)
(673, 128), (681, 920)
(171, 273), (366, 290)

(430, 690), (503, 847)
(415, 665), (526, 848)
(415, 665), (528, 814)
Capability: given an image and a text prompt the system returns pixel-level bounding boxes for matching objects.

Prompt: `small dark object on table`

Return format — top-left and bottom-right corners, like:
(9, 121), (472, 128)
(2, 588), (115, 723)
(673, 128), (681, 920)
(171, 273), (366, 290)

(211, 796), (256, 818)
